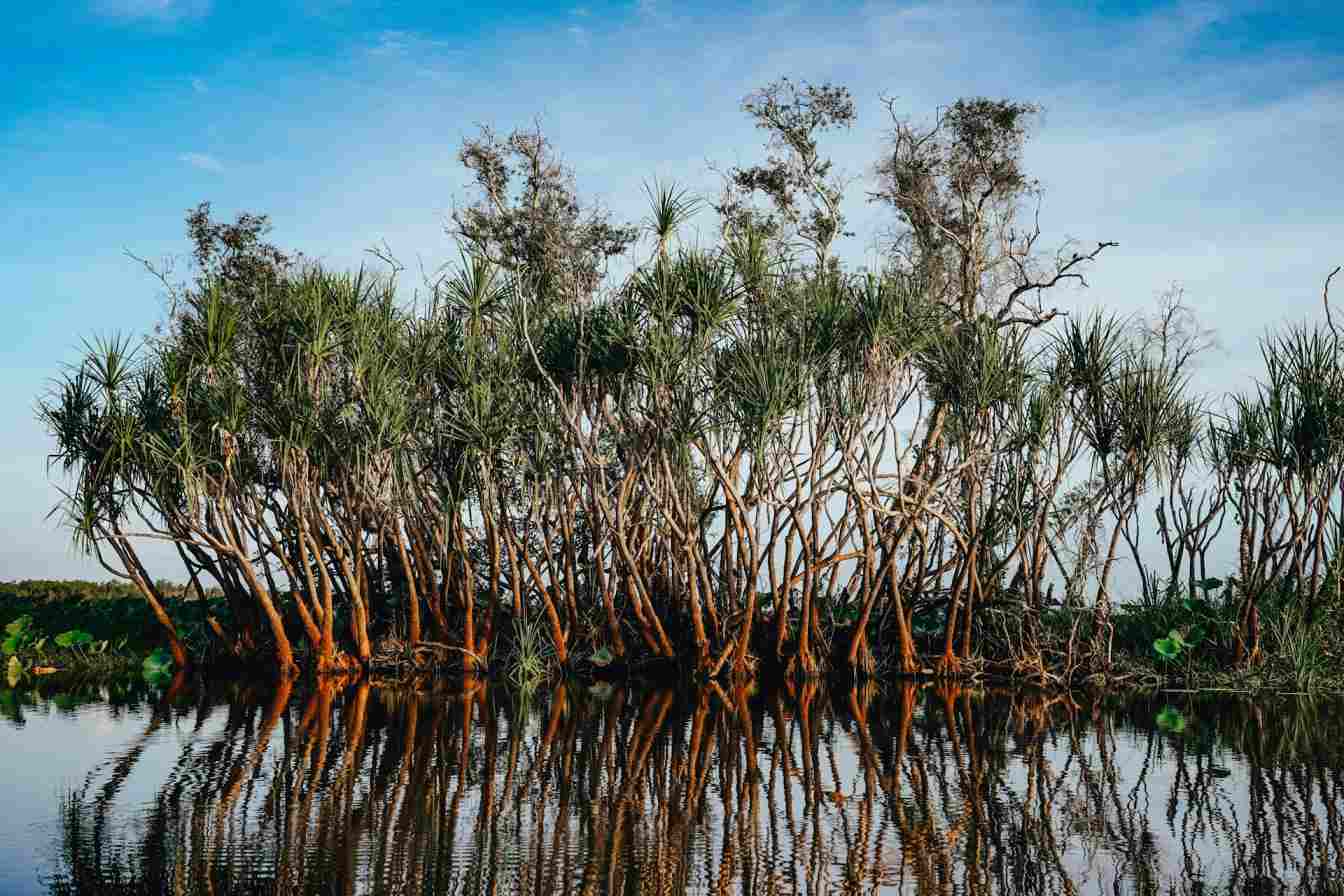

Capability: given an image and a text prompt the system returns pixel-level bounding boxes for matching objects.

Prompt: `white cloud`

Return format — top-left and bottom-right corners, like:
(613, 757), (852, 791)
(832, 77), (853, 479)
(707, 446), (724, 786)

(190, 77), (208, 94)
(91, 0), (211, 23)
(366, 30), (456, 58)
(568, 25), (589, 46)
(178, 151), (224, 172)
(6, 0), (1343, 579)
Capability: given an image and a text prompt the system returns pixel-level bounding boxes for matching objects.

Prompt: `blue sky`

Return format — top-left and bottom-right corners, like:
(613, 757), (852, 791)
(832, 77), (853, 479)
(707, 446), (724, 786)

(2, 0), (1341, 580)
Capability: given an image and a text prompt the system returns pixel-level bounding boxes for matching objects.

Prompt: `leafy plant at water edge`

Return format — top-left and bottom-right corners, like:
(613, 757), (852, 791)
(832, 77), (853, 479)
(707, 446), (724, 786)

(54, 629), (93, 651)
(3, 615), (39, 655)
(1153, 625), (1205, 663)
(141, 648), (174, 685)
(1266, 605), (1330, 691)
(508, 615), (552, 693)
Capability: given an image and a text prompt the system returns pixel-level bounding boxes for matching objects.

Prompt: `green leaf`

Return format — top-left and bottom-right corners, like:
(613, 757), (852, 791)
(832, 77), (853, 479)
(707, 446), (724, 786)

(1183, 598), (1215, 617)
(54, 630), (93, 649)
(1153, 637), (1182, 660)
(4, 616), (32, 637)
(1197, 578), (1224, 592)
(1, 637), (18, 656)
(1155, 706), (1187, 734)
(590, 646), (614, 668)
(1186, 624), (1207, 647)
(142, 648), (173, 677)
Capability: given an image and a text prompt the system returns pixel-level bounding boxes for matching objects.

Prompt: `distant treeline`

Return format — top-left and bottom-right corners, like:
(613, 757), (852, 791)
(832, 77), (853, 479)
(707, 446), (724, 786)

(37, 79), (1344, 682)
(0, 580), (219, 602)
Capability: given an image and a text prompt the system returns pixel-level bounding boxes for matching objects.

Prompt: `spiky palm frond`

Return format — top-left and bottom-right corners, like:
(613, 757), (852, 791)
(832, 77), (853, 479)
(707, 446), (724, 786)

(644, 178), (702, 258)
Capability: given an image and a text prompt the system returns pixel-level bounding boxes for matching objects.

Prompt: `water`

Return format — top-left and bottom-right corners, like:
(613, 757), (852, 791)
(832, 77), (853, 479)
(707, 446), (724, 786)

(1, 677), (1341, 895)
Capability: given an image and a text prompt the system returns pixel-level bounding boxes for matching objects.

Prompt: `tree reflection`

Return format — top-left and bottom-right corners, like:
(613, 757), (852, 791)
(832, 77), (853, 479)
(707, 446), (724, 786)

(43, 681), (1344, 895)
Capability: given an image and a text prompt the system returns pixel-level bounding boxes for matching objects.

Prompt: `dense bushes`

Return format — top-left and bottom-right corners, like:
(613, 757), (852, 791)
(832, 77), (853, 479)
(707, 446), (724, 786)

(36, 81), (1344, 683)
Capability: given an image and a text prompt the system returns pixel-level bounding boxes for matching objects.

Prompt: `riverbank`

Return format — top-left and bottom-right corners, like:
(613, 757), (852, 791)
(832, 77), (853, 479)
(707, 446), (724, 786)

(4, 581), (1342, 694)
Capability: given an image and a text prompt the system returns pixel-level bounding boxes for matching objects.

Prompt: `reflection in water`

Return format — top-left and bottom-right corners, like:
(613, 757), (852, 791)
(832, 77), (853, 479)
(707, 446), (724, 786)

(20, 679), (1344, 895)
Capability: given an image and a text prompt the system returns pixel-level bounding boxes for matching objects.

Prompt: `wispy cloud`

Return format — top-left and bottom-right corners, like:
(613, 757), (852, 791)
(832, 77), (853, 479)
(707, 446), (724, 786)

(91, 0), (211, 24)
(301, 0), (355, 16)
(4, 0), (1341, 584)
(190, 77), (208, 94)
(178, 151), (223, 172)
(568, 25), (590, 46)
(366, 30), (456, 58)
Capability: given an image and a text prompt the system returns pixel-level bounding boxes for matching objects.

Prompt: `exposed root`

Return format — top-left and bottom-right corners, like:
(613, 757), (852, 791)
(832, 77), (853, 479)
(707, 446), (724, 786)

(932, 651), (963, 679)
(787, 647), (820, 681)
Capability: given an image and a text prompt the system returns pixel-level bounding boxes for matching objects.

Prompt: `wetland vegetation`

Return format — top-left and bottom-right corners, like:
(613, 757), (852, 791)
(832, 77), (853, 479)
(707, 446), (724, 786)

(5, 75), (1344, 896)
(23, 80), (1344, 690)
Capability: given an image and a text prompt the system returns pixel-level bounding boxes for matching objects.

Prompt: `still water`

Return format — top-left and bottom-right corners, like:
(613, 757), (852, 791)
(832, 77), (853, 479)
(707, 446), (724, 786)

(0, 676), (1341, 895)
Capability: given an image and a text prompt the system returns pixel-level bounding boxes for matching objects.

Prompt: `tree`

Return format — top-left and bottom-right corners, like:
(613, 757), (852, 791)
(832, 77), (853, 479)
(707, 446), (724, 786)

(452, 124), (638, 307)
(720, 77), (856, 269)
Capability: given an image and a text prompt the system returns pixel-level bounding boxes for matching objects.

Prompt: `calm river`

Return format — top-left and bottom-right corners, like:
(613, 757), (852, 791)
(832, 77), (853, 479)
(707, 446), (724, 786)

(0, 677), (1340, 894)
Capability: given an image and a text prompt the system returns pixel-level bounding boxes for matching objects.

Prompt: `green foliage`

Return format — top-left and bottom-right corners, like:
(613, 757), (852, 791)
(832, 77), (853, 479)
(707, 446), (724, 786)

(3, 615), (37, 655)
(1155, 706), (1187, 734)
(54, 630), (93, 650)
(1111, 587), (1235, 669)
(508, 614), (553, 692)
(1265, 604), (1330, 691)
(1153, 626), (1204, 662)
(21, 79), (1344, 688)
(141, 648), (174, 685)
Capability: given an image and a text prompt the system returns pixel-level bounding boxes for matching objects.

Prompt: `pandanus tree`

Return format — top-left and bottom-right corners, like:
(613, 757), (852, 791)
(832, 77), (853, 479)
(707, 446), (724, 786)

(38, 79), (1341, 683)
(834, 272), (941, 676)
(1211, 310), (1344, 665)
(1057, 312), (1196, 669)
(41, 336), (192, 669)
(915, 314), (1032, 675)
